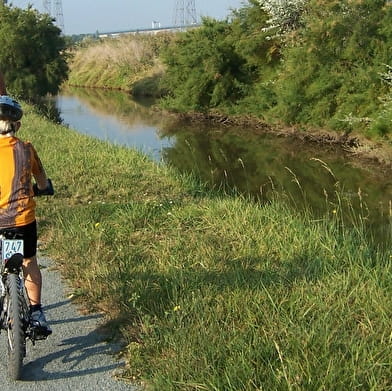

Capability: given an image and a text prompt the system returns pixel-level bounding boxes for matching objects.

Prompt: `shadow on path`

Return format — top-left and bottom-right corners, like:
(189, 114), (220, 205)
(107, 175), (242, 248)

(21, 328), (121, 382)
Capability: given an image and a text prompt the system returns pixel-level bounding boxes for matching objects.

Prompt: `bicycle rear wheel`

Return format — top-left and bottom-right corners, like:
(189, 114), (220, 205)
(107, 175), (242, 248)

(5, 273), (26, 380)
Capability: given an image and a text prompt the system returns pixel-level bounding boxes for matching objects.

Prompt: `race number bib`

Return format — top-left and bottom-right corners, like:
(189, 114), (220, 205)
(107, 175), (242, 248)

(1, 239), (24, 261)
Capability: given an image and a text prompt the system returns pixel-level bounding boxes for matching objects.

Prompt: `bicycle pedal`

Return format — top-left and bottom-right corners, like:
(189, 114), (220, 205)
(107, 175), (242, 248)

(30, 326), (52, 341)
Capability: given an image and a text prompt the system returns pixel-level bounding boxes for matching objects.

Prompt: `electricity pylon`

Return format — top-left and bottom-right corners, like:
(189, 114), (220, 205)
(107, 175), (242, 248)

(43, 0), (64, 31)
(43, 0), (50, 13)
(173, 0), (198, 27)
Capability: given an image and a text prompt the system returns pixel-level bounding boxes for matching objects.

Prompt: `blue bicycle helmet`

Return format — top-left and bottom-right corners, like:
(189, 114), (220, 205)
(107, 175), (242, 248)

(0, 95), (23, 121)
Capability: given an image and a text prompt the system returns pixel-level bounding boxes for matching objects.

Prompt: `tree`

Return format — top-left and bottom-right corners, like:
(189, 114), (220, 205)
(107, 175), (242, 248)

(0, 4), (68, 98)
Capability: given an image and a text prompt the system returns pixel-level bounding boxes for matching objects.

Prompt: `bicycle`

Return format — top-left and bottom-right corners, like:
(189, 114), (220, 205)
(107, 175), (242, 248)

(0, 179), (54, 380)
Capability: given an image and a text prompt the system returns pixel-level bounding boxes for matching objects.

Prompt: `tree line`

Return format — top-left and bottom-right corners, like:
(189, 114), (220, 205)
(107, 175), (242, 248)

(1, 1), (391, 139)
(160, 0), (392, 138)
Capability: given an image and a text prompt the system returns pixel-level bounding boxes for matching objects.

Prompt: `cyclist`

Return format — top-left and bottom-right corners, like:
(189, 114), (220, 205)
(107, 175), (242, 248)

(0, 95), (53, 336)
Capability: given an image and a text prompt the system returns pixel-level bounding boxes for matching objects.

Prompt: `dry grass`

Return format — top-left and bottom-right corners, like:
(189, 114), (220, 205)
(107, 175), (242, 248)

(67, 33), (175, 91)
(72, 37), (152, 69)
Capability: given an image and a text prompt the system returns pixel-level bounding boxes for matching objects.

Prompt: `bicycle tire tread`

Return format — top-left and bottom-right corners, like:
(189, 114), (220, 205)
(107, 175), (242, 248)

(6, 273), (25, 380)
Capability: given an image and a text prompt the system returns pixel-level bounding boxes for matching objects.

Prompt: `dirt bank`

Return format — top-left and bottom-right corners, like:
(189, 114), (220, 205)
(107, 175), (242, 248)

(164, 110), (392, 172)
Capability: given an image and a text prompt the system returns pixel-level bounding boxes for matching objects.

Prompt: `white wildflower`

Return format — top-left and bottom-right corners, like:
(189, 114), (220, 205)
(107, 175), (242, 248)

(257, 0), (308, 33)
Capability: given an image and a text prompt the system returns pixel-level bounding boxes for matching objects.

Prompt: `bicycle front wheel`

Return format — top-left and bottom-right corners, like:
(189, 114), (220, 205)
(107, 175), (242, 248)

(5, 273), (26, 380)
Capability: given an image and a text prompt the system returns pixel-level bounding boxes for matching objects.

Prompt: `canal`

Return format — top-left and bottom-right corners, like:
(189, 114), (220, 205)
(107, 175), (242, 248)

(55, 87), (391, 244)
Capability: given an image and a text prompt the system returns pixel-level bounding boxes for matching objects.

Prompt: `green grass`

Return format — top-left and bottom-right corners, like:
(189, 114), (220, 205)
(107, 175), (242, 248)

(20, 106), (392, 390)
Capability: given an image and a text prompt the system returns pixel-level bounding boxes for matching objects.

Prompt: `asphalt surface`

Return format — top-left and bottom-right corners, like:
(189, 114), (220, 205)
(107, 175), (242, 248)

(0, 256), (138, 390)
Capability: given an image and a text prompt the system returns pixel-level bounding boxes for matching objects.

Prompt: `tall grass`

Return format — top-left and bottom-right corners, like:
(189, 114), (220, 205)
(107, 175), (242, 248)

(21, 106), (391, 390)
(67, 34), (175, 95)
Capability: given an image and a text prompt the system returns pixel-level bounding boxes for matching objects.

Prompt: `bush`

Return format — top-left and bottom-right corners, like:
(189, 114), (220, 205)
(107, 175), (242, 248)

(270, 0), (392, 133)
(161, 2), (280, 113)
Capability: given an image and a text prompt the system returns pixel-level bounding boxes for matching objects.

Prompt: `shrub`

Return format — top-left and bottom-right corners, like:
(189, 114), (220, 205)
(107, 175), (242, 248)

(270, 0), (392, 132)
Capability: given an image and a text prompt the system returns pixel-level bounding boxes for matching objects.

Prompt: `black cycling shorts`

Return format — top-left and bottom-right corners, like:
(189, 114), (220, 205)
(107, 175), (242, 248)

(0, 220), (37, 258)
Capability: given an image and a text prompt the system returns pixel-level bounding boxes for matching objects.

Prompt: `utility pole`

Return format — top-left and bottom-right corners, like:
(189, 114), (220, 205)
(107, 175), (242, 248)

(42, 0), (64, 31)
(173, 0), (198, 27)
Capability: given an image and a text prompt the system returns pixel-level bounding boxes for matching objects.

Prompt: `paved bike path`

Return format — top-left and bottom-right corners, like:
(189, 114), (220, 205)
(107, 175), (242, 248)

(0, 256), (137, 390)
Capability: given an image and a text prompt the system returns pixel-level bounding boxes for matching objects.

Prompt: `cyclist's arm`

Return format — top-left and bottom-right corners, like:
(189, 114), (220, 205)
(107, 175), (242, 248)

(33, 169), (54, 196)
(34, 171), (50, 191)
(30, 144), (50, 190)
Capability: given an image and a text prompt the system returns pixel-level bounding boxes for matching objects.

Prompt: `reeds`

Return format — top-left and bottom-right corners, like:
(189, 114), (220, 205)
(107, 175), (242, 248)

(67, 34), (174, 92)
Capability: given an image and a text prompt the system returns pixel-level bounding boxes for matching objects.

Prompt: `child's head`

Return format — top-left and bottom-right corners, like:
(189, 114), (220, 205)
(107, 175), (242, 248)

(0, 95), (23, 136)
(0, 119), (20, 136)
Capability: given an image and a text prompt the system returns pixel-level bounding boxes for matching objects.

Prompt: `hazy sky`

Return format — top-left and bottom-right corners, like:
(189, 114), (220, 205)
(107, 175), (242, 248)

(9, 0), (247, 35)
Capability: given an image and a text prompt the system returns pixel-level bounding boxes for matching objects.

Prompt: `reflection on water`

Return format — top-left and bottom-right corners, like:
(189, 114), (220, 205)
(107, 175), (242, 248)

(160, 124), (391, 242)
(56, 87), (391, 244)
(56, 88), (174, 160)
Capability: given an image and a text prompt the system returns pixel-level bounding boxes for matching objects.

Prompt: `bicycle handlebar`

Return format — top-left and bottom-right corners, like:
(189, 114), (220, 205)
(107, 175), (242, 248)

(33, 178), (54, 197)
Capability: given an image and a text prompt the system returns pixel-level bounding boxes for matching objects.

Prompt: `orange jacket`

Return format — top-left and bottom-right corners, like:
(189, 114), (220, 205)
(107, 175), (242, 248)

(0, 136), (45, 228)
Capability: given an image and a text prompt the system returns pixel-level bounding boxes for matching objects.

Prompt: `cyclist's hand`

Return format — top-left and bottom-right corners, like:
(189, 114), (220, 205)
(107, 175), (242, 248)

(33, 178), (54, 196)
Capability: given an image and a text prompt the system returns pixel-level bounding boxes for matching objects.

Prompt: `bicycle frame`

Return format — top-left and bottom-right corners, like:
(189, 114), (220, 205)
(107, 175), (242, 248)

(0, 232), (24, 306)
(0, 233), (37, 380)
(0, 233), (33, 339)
(0, 233), (24, 319)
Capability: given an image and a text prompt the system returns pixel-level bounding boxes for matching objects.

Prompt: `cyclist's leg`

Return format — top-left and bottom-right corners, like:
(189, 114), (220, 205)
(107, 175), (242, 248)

(23, 255), (51, 334)
(20, 222), (51, 334)
(22, 255), (42, 306)
(19, 221), (41, 306)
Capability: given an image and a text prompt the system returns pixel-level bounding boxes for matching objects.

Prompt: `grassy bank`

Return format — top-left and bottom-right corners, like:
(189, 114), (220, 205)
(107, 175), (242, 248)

(67, 34), (175, 97)
(21, 106), (391, 390)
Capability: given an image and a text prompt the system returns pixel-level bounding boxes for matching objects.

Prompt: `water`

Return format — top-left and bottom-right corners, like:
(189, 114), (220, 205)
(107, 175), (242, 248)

(56, 92), (174, 161)
(55, 87), (391, 244)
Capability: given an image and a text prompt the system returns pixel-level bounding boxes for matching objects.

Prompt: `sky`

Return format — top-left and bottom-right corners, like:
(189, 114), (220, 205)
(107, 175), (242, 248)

(9, 0), (247, 35)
